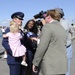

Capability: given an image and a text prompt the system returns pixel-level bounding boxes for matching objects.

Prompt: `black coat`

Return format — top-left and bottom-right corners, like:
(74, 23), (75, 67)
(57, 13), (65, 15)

(24, 32), (37, 54)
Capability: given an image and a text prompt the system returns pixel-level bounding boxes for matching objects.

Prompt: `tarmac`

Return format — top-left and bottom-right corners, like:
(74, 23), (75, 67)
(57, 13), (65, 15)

(0, 38), (75, 75)
(0, 39), (9, 75)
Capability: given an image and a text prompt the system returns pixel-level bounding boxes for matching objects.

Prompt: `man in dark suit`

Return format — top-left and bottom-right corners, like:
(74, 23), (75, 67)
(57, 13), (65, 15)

(2, 12), (27, 75)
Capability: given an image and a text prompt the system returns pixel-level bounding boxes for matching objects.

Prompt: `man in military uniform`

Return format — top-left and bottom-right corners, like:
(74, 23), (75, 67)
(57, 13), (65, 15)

(2, 12), (27, 75)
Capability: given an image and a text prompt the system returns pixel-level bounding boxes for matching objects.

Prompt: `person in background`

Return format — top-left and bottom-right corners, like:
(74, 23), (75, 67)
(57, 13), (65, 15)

(23, 19), (38, 75)
(55, 8), (72, 75)
(3, 21), (28, 66)
(1, 26), (6, 33)
(2, 12), (27, 75)
(69, 23), (75, 40)
(32, 9), (68, 75)
(1, 26), (7, 59)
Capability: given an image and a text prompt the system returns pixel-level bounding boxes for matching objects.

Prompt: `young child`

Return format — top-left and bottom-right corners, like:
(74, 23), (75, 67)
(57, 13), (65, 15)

(3, 21), (28, 66)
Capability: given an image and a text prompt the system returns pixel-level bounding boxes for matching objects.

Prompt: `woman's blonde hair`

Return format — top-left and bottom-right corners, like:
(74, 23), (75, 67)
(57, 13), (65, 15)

(10, 21), (19, 33)
(46, 9), (61, 21)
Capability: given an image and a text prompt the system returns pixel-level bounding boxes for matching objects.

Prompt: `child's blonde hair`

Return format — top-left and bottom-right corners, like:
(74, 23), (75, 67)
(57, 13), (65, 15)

(10, 21), (19, 33)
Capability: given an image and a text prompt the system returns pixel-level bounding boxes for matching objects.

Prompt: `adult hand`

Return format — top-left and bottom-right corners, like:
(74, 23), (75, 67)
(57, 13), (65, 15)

(31, 37), (38, 41)
(32, 65), (38, 73)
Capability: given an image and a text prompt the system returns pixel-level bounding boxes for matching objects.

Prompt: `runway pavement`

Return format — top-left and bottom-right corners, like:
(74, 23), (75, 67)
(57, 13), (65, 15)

(0, 39), (75, 75)
(0, 39), (9, 75)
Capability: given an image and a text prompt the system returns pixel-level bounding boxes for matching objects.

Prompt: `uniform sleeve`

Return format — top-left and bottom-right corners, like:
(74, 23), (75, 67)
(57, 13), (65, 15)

(6, 33), (9, 36)
(2, 28), (12, 55)
(32, 24), (52, 66)
(20, 30), (25, 45)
